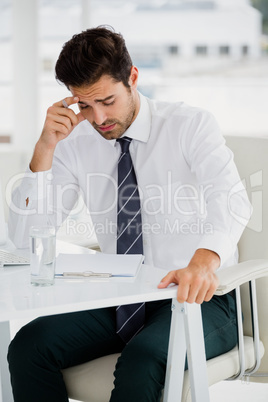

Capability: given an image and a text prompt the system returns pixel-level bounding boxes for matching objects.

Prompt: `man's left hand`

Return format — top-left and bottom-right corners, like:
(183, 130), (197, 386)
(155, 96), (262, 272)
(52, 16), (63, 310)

(157, 249), (220, 304)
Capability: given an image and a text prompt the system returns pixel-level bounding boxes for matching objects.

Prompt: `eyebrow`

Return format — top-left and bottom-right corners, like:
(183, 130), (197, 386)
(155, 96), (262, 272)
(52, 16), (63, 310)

(78, 95), (115, 105)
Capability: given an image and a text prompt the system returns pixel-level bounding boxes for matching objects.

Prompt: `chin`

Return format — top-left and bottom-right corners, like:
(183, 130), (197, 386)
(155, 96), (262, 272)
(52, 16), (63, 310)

(99, 131), (123, 140)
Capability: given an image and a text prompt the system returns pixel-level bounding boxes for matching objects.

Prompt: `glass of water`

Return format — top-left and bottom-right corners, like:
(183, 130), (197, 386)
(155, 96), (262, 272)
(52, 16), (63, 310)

(29, 225), (56, 286)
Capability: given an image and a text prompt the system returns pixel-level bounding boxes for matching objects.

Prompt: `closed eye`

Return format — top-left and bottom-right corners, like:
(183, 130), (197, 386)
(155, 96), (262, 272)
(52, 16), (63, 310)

(79, 100), (115, 109)
(103, 100), (115, 106)
(79, 104), (89, 110)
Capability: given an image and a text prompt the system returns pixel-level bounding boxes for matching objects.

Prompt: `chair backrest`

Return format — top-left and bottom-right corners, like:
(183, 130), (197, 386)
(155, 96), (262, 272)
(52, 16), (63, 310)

(225, 135), (268, 382)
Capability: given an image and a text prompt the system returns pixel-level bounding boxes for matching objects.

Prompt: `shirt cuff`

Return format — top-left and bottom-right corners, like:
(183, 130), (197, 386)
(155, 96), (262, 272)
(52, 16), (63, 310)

(196, 230), (236, 269)
(18, 167), (53, 202)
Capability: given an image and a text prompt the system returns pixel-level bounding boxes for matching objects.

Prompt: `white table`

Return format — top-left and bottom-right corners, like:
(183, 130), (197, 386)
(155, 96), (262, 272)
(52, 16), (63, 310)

(0, 241), (209, 402)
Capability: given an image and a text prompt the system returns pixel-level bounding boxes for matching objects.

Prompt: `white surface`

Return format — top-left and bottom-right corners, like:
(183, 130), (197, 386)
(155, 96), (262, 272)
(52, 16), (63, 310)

(68, 378), (268, 402)
(0, 240), (178, 402)
(0, 246), (176, 323)
(0, 240), (211, 402)
(55, 253), (144, 277)
(0, 263), (176, 322)
(210, 380), (268, 401)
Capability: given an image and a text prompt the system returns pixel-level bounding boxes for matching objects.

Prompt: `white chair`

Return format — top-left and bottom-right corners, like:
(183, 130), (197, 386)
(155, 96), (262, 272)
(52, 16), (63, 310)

(62, 135), (268, 401)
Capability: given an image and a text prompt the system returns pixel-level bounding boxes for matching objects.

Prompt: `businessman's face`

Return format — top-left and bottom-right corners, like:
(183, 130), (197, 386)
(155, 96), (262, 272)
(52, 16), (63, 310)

(70, 66), (140, 140)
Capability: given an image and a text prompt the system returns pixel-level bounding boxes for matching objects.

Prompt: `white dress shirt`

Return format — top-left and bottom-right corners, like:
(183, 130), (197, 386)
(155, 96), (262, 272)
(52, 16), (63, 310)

(8, 93), (251, 271)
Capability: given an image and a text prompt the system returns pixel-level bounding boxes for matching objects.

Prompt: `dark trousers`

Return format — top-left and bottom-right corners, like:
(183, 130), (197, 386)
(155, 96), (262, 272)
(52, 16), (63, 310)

(8, 295), (237, 402)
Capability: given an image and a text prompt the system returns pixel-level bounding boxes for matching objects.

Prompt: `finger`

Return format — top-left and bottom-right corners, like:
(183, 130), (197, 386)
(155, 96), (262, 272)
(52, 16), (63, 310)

(59, 109), (81, 127)
(53, 96), (79, 109)
(68, 111), (85, 130)
(198, 275), (219, 303)
(186, 285), (200, 304)
(194, 286), (210, 304)
(48, 114), (73, 132)
(58, 98), (85, 127)
(204, 282), (218, 302)
(76, 112), (86, 125)
(203, 289), (214, 302)
(157, 270), (177, 289)
(186, 275), (208, 304)
(48, 104), (81, 128)
(176, 282), (190, 303)
(52, 122), (71, 136)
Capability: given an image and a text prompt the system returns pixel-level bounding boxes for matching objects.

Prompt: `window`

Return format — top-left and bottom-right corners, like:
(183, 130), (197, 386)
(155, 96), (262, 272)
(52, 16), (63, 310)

(168, 45), (180, 56)
(219, 45), (230, 56)
(242, 45), (249, 56)
(195, 45), (208, 56)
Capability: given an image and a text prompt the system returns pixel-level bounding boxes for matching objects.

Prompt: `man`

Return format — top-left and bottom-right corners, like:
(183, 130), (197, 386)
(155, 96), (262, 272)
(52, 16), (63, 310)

(8, 26), (251, 402)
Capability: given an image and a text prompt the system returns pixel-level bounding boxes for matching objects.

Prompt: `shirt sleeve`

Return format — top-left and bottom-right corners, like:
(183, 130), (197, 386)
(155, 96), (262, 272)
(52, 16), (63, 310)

(181, 110), (252, 268)
(8, 146), (80, 249)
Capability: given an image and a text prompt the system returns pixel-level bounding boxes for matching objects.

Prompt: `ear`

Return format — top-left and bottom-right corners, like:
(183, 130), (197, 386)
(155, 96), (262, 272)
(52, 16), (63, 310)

(128, 66), (139, 89)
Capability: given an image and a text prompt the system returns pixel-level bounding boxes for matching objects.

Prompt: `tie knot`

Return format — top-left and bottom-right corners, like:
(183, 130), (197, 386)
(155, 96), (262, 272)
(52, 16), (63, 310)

(117, 137), (132, 154)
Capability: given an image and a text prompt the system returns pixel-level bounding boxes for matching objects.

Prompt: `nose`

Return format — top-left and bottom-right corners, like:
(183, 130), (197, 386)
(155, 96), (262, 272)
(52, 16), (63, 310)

(93, 107), (107, 126)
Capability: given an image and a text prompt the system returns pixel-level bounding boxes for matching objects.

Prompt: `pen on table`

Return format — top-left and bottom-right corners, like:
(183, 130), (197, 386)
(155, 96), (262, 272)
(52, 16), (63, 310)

(55, 271), (112, 278)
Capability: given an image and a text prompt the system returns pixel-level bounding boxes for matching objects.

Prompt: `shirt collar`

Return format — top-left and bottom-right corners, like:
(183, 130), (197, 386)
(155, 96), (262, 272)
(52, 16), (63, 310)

(108, 92), (151, 147)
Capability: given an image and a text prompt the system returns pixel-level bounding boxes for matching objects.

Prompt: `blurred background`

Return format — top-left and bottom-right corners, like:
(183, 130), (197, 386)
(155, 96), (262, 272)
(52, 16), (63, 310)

(1, 2), (268, 399)
(0, 0), (267, 150)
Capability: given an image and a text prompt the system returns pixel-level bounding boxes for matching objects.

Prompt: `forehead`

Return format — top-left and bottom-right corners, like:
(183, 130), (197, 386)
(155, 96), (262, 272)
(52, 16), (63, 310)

(70, 75), (125, 102)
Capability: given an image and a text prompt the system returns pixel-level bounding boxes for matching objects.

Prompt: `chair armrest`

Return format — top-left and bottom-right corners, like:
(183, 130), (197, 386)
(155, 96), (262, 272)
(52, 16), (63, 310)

(215, 259), (268, 296)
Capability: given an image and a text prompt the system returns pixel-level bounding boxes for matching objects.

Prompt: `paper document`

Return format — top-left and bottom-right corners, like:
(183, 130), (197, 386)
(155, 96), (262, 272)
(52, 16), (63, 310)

(55, 253), (144, 277)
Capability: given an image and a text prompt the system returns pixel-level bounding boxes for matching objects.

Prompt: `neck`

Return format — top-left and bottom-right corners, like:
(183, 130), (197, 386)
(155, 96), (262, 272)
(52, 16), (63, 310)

(131, 90), (140, 124)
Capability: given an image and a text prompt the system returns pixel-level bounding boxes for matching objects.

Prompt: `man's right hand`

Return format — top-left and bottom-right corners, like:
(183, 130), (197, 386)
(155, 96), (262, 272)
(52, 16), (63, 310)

(30, 97), (85, 172)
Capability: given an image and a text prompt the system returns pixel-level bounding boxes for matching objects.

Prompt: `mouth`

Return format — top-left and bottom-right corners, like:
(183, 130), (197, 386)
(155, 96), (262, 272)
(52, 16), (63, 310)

(97, 123), (117, 132)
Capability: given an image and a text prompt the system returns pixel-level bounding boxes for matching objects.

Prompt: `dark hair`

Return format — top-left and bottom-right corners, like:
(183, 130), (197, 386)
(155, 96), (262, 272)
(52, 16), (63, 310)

(55, 26), (133, 89)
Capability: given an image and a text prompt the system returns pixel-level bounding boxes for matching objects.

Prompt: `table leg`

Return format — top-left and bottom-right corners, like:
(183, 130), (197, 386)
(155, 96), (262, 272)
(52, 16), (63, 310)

(163, 299), (187, 402)
(184, 302), (210, 401)
(163, 299), (210, 402)
(0, 321), (13, 402)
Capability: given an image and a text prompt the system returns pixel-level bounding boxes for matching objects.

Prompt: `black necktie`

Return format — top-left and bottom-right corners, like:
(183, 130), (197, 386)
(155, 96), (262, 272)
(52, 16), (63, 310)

(116, 137), (145, 344)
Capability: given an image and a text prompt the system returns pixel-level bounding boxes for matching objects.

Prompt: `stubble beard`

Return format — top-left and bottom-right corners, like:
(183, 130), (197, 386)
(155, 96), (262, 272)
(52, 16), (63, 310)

(93, 92), (137, 140)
